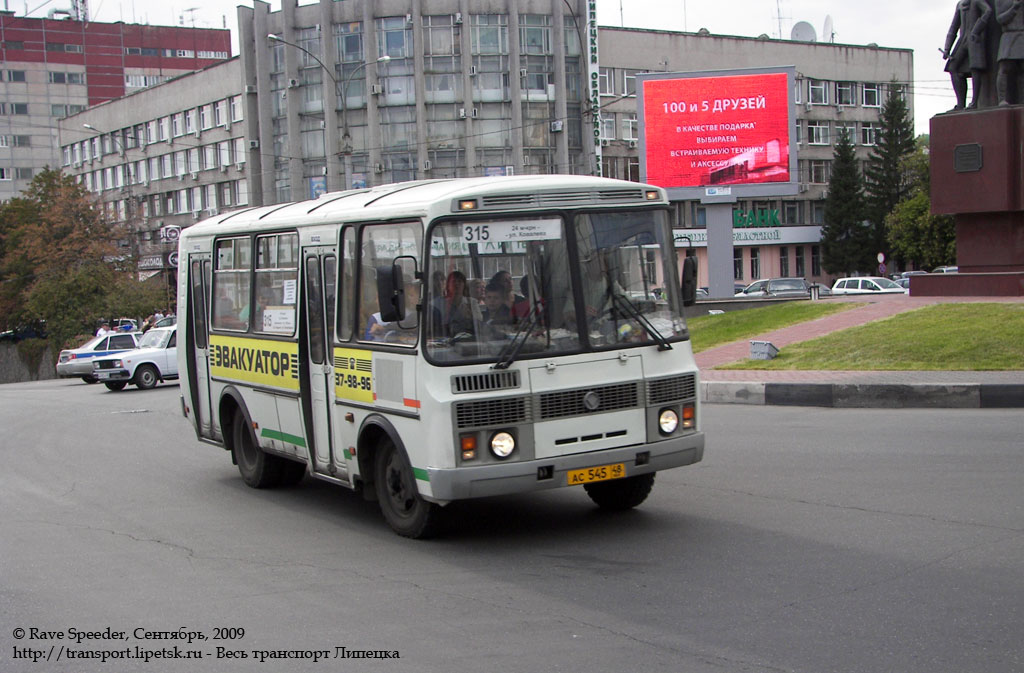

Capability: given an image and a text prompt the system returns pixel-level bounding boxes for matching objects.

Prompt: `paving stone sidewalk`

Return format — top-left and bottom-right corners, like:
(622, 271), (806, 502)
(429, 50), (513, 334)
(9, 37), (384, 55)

(694, 295), (1024, 408)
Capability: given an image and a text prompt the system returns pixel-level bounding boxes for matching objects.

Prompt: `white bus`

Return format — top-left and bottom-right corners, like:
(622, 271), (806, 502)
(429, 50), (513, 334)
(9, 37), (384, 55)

(177, 175), (704, 537)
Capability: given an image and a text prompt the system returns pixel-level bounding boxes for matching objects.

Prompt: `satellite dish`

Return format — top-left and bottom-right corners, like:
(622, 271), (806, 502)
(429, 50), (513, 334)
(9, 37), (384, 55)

(823, 15), (834, 43)
(791, 21), (817, 42)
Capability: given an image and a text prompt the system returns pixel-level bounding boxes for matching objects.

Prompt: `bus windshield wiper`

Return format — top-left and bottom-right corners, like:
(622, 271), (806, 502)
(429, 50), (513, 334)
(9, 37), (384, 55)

(611, 293), (672, 351)
(492, 304), (542, 370)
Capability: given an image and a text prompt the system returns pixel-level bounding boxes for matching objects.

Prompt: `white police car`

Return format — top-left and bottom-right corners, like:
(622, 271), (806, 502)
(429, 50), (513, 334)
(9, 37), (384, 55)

(56, 332), (141, 383)
(91, 327), (178, 391)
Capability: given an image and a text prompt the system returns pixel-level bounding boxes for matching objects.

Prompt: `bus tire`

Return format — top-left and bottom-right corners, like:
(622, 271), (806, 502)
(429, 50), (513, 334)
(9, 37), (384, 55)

(584, 472), (656, 511)
(375, 439), (441, 539)
(104, 381), (127, 391)
(232, 412), (283, 488)
(134, 364), (159, 390)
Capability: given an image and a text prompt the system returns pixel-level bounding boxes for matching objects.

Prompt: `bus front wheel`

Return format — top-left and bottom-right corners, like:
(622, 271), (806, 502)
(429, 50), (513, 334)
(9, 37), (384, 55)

(584, 473), (656, 511)
(374, 440), (441, 539)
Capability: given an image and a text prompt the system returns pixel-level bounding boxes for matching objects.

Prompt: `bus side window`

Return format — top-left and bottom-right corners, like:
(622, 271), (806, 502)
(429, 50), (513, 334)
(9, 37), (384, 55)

(212, 237), (252, 331)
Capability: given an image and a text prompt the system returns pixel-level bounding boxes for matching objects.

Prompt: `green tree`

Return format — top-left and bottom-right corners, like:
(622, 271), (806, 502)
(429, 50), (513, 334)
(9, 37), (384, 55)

(821, 128), (873, 274)
(887, 137), (956, 270)
(0, 169), (163, 350)
(864, 79), (916, 257)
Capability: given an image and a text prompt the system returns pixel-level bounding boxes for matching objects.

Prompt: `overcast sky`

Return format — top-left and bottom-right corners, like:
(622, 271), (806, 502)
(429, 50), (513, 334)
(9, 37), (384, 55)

(34, 0), (953, 134)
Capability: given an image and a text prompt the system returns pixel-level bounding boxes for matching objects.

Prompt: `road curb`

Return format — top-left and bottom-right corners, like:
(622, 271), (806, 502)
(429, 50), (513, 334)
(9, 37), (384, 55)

(702, 382), (1024, 408)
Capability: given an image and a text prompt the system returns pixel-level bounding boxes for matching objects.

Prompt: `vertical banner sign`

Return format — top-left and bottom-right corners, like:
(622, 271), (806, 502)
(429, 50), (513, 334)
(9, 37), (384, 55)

(642, 72), (791, 188)
(587, 0), (602, 174)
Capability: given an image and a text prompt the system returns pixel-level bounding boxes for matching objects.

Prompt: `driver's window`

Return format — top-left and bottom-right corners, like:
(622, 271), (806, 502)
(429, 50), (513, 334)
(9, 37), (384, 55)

(358, 222), (422, 346)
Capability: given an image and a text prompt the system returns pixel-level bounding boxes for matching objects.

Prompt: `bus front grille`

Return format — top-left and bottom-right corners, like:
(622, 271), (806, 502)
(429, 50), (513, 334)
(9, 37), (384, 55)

(454, 396), (530, 429)
(647, 374), (697, 405)
(451, 370), (521, 394)
(538, 382), (641, 420)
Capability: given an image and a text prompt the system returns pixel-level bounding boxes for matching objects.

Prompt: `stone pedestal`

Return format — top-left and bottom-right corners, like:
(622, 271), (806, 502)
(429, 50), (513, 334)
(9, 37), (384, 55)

(926, 108), (1024, 296)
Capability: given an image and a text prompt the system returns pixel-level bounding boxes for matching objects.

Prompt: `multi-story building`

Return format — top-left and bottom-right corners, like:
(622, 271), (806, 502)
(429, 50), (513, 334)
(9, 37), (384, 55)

(0, 10), (230, 202)
(597, 27), (913, 287)
(58, 58), (248, 287)
(236, 0), (912, 287)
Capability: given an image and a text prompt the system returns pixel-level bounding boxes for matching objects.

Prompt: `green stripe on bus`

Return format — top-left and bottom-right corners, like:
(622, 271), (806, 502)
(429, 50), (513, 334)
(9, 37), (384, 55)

(413, 467), (429, 482)
(261, 428), (307, 448)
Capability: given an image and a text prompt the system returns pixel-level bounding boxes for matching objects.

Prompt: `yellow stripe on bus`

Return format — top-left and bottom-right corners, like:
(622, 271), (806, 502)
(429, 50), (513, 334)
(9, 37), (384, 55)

(209, 335), (300, 391)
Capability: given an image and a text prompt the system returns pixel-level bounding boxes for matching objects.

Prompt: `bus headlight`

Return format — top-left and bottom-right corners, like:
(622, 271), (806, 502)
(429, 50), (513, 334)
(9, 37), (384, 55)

(490, 431), (515, 459)
(658, 408), (679, 435)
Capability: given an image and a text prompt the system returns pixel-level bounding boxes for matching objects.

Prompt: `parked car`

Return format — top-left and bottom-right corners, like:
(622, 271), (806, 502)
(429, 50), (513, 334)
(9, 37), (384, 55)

(91, 327), (178, 391)
(736, 278), (812, 298)
(808, 282), (833, 297)
(895, 277), (911, 290)
(153, 314), (176, 328)
(932, 265), (959, 273)
(56, 332), (142, 383)
(831, 276), (907, 295)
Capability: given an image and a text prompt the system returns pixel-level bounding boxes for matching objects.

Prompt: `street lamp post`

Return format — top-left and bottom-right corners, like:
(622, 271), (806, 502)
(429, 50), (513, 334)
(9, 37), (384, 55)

(267, 34), (389, 191)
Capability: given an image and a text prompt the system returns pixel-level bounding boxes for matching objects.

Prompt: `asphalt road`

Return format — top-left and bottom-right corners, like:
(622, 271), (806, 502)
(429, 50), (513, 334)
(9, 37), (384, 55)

(1, 379), (1022, 673)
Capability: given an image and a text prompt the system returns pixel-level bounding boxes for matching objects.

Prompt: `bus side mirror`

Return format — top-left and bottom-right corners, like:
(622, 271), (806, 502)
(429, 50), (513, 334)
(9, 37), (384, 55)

(377, 264), (405, 323)
(681, 256), (698, 307)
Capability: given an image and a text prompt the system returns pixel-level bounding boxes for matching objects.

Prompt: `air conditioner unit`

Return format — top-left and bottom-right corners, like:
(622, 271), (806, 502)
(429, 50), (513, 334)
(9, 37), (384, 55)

(459, 107), (467, 119)
(288, 78), (300, 89)
(469, 65), (477, 76)
(370, 83), (383, 95)
(423, 159), (431, 170)
(194, 130), (201, 139)
(454, 12), (462, 24)
(600, 139), (610, 147)
(248, 139), (259, 149)
(244, 84), (257, 94)
(804, 102), (812, 111)
(236, 162), (245, 171)
(628, 139), (637, 148)
(373, 163), (385, 174)
(504, 165), (515, 176)
(550, 120), (563, 133)
(205, 207), (218, 216)
(190, 172), (198, 180)
(835, 105), (844, 115)
(519, 68), (528, 78)
(192, 210), (202, 220)
(471, 107), (478, 118)
(799, 183), (808, 193)
(219, 165), (228, 173)
(179, 173), (187, 181)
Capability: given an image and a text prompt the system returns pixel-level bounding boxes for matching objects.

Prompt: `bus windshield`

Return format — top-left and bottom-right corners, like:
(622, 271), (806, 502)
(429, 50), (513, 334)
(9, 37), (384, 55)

(424, 210), (687, 365)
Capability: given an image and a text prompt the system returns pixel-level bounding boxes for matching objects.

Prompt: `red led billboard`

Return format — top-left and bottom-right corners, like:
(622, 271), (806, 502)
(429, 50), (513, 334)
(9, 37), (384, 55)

(640, 71), (793, 190)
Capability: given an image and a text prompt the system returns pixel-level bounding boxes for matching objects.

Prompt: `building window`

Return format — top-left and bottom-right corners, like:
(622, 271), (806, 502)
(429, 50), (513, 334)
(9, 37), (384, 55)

(835, 81), (855, 106)
(808, 79), (827, 105)
(783, 201), (801, 224)
(807, 121), (830, 145)
(600, 116), (616, 141)
(794, 79), (803, 104)
(424, 15), (460, 56)
(519, 15), (552, 55)
(184, 109), (196, 134)
(626, 157), (639, 182)
(599, 67), (614, 96)
(15, 168), (33, 180)
(623, 113), (638, 141)
(863, 83), (880, 107)
(172, 113), (182, 137)
(3, 41), (24, 50)
(377, 17), (413, 60)
(835, 122), (857, 144)
(9, 102), (28, 115)
(861, 122), (878, 146)
(811, 245), (821, 276)
(230, 96), (242, 122)
(470, 14), (508, 55)
(780, 246), (790, 277)
(809, 160), (830, 184)
(750, 248), (760, 280)
(0, 168), (10, 181)
(733, 248), (743, 281)
(623, 69), (642, 97)
(7, 70), (26, 82)
(795, 246), (806, 276)
(811, 202), (825, 225)
(200, 104), (212, 130)
(334, 21), (364, 63)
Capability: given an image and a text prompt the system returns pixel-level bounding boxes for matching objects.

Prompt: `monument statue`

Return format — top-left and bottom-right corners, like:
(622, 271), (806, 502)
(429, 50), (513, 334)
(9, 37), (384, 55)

(996, 0), (1024, 104)
(944, 0), (996, 108)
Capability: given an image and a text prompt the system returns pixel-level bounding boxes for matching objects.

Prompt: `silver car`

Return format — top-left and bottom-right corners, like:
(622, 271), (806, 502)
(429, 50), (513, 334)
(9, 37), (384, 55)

(55, 332), (141, 383)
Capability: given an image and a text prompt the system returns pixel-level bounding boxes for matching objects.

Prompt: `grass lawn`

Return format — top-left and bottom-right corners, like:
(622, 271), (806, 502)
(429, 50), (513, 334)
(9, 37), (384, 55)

(688, 301), (855, 353)
(717, 303), (1024, 371)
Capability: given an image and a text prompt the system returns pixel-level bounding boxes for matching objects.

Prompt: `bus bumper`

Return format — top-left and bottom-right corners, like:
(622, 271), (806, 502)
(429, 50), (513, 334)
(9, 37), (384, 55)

(423, 432), (704, 502)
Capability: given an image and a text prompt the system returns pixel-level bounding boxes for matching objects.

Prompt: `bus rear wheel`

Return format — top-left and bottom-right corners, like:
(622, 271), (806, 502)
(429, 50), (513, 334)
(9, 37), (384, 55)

(584, 473), (656, 511)
(232, 412), (284, 488)
(375, 440), (441, 539)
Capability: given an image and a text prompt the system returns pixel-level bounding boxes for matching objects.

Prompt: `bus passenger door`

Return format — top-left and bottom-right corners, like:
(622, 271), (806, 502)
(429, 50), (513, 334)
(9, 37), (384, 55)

(186, 257), (214, 437)
(302, 251), (337, 476)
